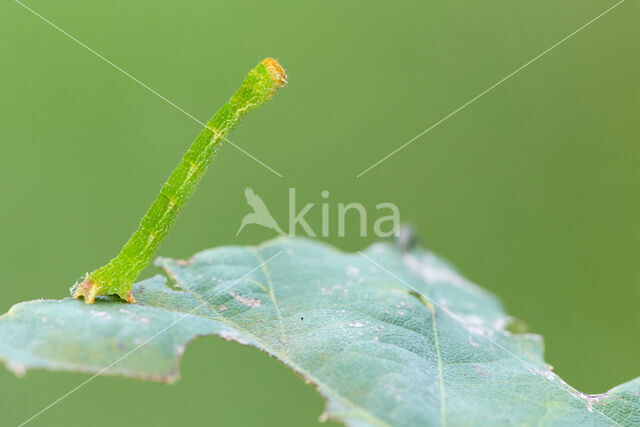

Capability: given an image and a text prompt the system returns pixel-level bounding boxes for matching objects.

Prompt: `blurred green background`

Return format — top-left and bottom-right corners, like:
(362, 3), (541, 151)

(1, 0), (638, 425)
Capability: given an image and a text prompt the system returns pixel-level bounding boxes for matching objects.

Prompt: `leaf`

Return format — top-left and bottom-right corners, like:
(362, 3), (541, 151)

(1, 238), (638, 425)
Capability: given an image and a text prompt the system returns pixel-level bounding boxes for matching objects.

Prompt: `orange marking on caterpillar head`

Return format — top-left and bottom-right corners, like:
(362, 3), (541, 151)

(262, 58), (287, 87)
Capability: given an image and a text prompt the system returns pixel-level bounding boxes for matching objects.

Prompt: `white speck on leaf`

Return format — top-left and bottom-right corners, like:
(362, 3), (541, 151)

(492, 317), (510, 331)
(230, 292), (261, 308)
(90, 311), (112, 321)
(6, 360), (26, 377)
(568, 388), (608, 412)
(456, 314), (492, 337)
(347, 265), (360, 277)
(403, 253), (486, 294)
(220, 329), (249, 345)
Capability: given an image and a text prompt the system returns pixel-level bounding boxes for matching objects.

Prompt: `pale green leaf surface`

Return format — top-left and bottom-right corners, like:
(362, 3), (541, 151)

(1, 238), (638, 426)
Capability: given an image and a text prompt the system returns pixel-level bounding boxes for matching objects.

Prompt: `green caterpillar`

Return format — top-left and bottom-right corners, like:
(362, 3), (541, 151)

(74, 58), (287, 304)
